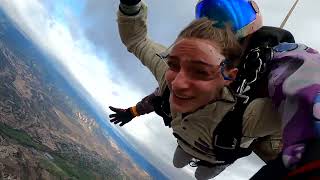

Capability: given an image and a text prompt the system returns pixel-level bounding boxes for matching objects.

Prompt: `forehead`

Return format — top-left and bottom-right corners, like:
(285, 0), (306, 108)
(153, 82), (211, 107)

(169, 38), (224, 65)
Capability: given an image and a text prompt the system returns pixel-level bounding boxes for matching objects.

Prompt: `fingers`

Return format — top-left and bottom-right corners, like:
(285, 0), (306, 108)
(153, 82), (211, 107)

(110, 118), (122, 125)
(109, 106), (122, 120)
(109, 106), (119, 112)
(109, 107), (124, 125)
(110, 117), (117, 123)
(110, 116), (129, 126)
(108, 106), (131, 127)
(109, 114), (117, 118)
(120, 122), (127, 126)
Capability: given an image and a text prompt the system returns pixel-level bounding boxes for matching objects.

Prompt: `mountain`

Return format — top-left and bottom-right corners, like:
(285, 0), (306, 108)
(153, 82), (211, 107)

(0, 9), (152, 180)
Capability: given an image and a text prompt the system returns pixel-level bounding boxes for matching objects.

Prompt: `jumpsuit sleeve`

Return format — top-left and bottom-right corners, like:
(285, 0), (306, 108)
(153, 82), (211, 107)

(117, 2), (168, 87)
(135, 88), (161, 115)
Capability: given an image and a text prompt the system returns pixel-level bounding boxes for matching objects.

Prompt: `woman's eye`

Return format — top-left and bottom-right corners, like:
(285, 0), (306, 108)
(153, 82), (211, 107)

(167, 61), (179, 71)
(196, 70), (208, 75)
(194, 70), (209, 76)
(190, 69), (213, 80)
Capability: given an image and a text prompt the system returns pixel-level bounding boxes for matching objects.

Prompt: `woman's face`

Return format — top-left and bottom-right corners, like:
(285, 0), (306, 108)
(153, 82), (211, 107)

(165, 38), (235, 113)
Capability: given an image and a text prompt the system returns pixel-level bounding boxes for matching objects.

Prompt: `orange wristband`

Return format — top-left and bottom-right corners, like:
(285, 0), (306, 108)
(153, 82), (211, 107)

(130, 106), (140, 117)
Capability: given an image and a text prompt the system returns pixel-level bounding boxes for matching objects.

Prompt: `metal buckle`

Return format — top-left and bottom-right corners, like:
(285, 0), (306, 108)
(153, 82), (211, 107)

(214, 135), (237, 150)
(235, 94), (250, 104)
(237, 79), (249, 94)
(236, 79), (250, 104)
(189, 158), (200, 167)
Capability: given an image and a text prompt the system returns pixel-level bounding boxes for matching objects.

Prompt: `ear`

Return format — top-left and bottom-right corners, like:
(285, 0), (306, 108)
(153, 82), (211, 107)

(224, 68), (238, 85)
(228, 68), (238, 80)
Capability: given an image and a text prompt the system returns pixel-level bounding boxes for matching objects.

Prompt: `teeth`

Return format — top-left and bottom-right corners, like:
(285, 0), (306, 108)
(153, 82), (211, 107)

(175, 94), (191, 99)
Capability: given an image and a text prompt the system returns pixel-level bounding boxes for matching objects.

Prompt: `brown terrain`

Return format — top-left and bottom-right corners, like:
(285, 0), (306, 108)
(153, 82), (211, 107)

(0, 32), (151, 180)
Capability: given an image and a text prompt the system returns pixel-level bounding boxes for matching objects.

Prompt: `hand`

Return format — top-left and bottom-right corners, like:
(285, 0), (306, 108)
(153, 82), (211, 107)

(120, 0), (141, 6)
(109, 106), (135, 126)
(119, 0), (141, 16)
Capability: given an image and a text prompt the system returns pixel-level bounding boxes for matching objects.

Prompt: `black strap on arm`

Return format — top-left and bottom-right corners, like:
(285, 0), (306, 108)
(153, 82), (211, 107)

(151, 87), (172, 127)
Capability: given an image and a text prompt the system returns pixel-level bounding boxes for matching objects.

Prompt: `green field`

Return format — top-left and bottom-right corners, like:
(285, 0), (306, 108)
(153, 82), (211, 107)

(0, 122), (123, 180)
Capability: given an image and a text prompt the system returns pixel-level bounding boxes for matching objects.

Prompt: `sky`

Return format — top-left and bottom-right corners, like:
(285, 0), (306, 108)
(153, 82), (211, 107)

(1, 0), (320, 179)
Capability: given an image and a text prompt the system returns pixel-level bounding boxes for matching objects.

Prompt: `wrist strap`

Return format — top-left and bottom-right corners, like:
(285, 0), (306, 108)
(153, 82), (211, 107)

(130, 106), (140, 117)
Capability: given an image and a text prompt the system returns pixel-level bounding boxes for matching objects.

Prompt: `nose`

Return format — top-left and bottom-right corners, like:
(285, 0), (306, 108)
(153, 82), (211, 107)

(171, 71), (190, 91)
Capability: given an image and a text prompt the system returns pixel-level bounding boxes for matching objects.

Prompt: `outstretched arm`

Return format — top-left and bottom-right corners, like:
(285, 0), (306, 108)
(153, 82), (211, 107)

(117, 1), (168, 87)
(109, 88), (159, 126)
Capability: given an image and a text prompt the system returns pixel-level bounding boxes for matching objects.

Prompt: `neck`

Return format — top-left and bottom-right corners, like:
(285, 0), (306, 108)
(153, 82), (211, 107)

(210, 88), (224, 103)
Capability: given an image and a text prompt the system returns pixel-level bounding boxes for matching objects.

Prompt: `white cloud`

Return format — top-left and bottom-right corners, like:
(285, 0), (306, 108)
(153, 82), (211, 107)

(255, 0), (320, 49)
(0, 0), (136, 108)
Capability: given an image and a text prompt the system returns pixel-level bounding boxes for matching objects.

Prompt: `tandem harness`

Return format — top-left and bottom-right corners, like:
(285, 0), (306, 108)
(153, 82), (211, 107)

(153, 46), (274, 167)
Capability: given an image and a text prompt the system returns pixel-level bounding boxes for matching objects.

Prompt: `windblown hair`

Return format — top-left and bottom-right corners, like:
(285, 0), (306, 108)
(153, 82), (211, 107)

(177, 17), (242, 68)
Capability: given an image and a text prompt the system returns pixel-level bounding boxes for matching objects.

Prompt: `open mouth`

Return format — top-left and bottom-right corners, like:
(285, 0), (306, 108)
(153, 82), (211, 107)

(172, 92), (194, 100)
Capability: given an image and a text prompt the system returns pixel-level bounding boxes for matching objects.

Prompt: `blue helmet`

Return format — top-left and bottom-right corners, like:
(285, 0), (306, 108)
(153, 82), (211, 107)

(195, 0), (262, 39)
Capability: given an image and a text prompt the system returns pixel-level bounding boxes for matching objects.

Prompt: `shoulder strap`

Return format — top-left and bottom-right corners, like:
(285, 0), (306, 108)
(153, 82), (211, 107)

(212, 89), (252, 164)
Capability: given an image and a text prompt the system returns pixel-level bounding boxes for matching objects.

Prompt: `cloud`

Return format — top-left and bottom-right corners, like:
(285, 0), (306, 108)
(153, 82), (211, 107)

(79, 0), (158, 93)
(255, 0), (320, 49)
(0, 0), (134, 107)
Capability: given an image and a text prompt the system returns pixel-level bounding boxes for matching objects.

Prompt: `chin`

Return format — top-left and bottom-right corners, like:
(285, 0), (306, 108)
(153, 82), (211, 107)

(171, 103), (195, 113)
(169, 95), (198, 113)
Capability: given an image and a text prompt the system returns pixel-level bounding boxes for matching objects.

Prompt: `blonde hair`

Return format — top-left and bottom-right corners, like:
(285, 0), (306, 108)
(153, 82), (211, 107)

(177, 17), (242, 68)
